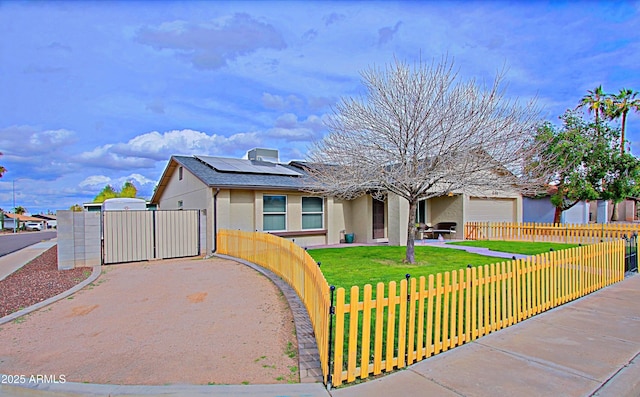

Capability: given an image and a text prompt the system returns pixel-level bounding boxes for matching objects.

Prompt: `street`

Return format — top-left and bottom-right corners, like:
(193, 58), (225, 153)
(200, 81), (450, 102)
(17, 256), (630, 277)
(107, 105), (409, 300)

(0, 231), (57, 257)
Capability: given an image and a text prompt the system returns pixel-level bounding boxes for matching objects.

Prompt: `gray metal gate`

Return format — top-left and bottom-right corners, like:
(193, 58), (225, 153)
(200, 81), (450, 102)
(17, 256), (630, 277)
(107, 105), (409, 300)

(102, 210), (200, 264)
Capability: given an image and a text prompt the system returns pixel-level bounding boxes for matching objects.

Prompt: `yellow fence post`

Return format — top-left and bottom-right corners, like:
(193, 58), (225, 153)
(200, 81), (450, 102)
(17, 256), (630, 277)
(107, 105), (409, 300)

(218, 228), (629, 387)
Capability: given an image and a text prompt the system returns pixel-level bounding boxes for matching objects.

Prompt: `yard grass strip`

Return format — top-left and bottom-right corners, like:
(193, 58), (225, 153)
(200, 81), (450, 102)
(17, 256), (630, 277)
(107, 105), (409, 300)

(307, 245), (504, 292)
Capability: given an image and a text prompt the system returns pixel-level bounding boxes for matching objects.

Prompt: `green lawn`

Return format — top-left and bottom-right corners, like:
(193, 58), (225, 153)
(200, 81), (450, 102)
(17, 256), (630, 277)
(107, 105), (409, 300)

(447, 240), (581, 256)
(307, 245), (505, 290)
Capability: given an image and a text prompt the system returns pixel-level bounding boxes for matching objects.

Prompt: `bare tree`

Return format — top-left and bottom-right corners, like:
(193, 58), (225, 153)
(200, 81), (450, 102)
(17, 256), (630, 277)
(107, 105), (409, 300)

(305, 57), (548, 263)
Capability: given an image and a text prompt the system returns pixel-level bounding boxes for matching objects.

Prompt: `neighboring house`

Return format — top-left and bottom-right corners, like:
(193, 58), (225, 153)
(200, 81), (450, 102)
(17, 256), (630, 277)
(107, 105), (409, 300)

(1, 213), (46, 230)
(32, 213), (57, 229)
(150, 148), (523, 253)
(523, 197), (590, 224)
(588, 199), (638, 223)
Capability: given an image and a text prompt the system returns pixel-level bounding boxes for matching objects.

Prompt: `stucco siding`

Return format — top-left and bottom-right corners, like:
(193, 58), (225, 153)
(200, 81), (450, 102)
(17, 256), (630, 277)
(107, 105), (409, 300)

(524, 197), (589, 224)
(349, 196), (370, 243)
(229, 190), (256, 231)
(608, 200), (636, 222)
(216, 189), (232, 230)
(326, 197), (350, 244)
(523, 197), (555, 223)
(430, 195), (464, 232)
(157, 166), (209, 211)
(387, 194), (408, 246)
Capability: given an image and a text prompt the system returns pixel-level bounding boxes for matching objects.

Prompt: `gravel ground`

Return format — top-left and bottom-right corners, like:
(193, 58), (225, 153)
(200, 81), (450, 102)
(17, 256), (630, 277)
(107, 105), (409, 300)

(0, 246), (91, 317)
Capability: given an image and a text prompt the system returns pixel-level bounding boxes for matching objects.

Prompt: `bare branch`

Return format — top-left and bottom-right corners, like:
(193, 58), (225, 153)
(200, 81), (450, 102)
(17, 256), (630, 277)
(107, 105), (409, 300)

(304, 56), (553, 262)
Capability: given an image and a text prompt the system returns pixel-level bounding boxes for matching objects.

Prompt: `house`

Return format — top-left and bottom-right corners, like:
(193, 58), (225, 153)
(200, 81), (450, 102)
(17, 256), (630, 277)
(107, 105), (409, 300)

(1, 213), (46, 230)
(588, 198), (638, 223)
(32, 213), (57, 229)
(523, 197), (590, 224)
(150, 148), (523, 253)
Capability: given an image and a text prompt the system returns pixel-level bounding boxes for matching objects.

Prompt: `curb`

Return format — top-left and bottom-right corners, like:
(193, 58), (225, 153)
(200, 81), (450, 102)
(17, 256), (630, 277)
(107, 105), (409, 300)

(0, 381), (329, 397)
(0, 266), (102, 326)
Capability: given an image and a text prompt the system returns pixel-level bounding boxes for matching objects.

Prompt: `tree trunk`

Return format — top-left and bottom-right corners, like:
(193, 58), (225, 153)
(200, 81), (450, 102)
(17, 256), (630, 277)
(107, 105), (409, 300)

(405, 199), (418, 264)
(621, 112), (627, 154)
(553, 206), (562, 224)
(611, 202), (619, 222)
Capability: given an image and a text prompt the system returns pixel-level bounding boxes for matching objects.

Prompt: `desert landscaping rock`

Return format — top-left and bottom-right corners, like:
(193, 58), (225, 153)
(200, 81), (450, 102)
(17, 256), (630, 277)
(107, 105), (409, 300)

(0, 257), (299, 385)
(0, 246), (91, 317)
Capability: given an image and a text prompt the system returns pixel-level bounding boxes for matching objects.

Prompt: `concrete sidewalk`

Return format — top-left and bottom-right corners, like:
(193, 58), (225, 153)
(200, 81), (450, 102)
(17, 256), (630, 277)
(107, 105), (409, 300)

(0, 238), (57, 281)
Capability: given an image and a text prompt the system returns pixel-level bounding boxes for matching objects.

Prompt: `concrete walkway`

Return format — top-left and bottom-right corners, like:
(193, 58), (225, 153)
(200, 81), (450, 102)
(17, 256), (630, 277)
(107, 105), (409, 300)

(0, 238), (57, 281)
(3, 242), (640, 396)
(417, 238), (530, 259)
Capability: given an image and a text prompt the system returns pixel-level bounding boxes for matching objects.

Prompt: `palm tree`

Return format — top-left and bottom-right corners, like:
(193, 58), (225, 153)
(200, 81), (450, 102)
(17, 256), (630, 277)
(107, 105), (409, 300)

(606, 88), (640, 154)
(14, 206), (26, 215)
(577, 85), (607, 124)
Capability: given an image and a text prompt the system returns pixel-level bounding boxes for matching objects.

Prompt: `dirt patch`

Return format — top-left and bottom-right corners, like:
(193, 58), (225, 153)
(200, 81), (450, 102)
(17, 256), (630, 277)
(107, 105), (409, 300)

(0, 257), (299, 385)
(68, 304), (99, 317)
(187, 292), (208, 303)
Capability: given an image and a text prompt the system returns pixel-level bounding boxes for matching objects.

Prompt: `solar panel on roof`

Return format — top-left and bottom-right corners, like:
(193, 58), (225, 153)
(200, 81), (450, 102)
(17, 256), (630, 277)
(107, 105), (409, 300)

(195, 155), (302, 176)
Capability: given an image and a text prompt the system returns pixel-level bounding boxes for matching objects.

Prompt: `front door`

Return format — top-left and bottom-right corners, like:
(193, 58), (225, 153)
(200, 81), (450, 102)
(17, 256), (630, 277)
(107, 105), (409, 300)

(372, 198), (385, 239)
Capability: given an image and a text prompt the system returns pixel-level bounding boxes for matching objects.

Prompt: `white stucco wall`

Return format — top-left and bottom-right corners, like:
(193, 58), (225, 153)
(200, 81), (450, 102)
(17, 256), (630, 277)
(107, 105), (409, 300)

(524, 197), (589, 224)
(326, 197), (350, 245)
(229, 190), (256, 231)
(348, 195), (370, 244)
(157, 165), (209, 211)
(387, 194), (409, 246)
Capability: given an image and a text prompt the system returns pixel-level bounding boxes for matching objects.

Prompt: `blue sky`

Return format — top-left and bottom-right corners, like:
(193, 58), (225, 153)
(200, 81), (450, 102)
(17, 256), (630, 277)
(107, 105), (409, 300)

(1, 0), (639, 214)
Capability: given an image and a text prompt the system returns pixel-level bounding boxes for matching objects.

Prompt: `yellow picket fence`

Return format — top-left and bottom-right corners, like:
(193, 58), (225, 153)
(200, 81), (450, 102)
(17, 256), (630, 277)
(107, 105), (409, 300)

(330, 240), (625, 386)
(465, 221), (640, 243)
(216, 229), (626, 387)
(216, 229), (332, 384)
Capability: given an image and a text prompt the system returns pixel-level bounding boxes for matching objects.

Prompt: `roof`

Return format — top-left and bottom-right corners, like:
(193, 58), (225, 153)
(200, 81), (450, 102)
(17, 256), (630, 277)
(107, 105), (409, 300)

(2, 213), (46, 222)
(32, 214), (56, 220)
(151, 155), (310, 204)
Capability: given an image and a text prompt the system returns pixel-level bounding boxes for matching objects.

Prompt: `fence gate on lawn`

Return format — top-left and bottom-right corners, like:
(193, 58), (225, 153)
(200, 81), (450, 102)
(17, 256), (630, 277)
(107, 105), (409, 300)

(102, 210), (201, 265)
(624, 233), (638, 273)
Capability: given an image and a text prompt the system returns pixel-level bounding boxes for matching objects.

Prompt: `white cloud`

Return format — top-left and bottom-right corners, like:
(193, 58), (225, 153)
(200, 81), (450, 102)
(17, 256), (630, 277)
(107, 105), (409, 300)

(76, 145), (156, 170)
(267, 113), (327, 141)
(79, 175), (112, 188)
(0, 125), (76, 156)
(123, 173), (156, 186)
(75, 129), (265, 171)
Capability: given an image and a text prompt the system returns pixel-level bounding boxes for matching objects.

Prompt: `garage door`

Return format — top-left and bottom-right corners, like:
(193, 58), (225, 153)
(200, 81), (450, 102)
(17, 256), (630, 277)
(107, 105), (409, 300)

(467, 197), (516, 223)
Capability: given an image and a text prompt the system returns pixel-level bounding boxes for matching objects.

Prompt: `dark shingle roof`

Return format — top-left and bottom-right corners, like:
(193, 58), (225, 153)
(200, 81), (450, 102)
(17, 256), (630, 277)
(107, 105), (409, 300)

(174, 155), (308, 190)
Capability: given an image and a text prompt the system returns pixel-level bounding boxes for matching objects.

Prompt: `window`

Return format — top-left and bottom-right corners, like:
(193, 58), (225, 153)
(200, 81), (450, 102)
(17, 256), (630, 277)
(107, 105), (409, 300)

(179, 166), (183, 180)
(177, 200), (183, 210)
(263, 195), (286, 231)
(302, 197), (323, 229)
